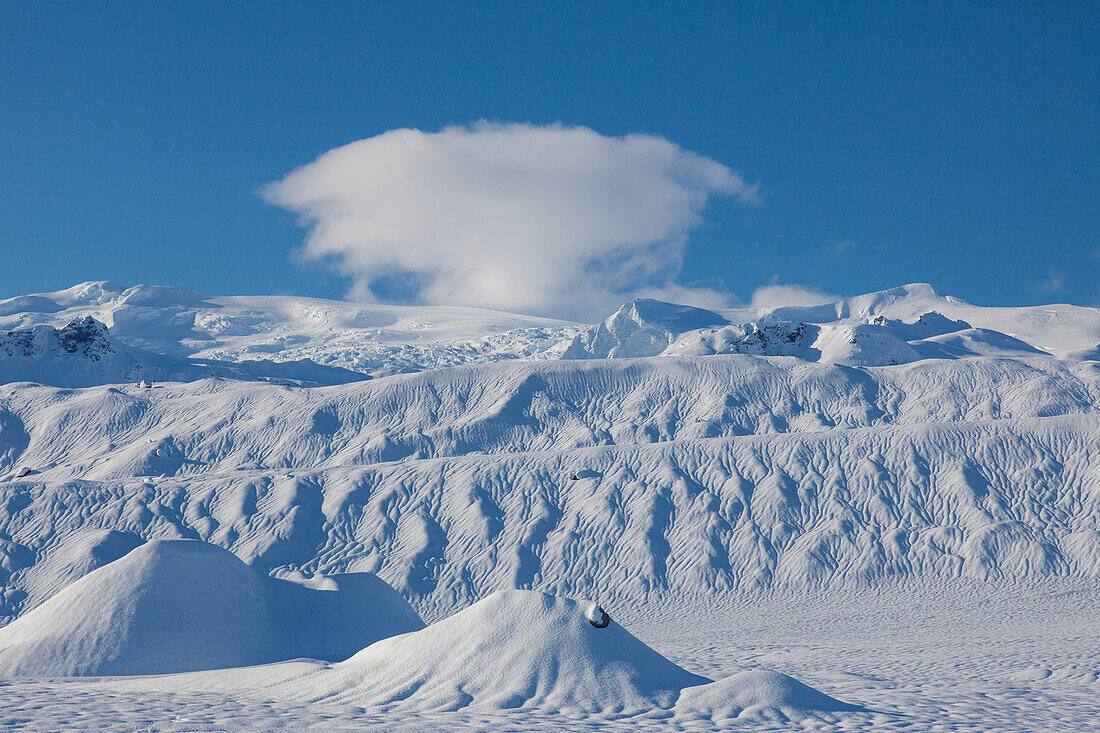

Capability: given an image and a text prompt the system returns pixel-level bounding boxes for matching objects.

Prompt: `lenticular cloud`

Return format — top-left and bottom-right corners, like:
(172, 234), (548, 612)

(264, 122), (758, 320)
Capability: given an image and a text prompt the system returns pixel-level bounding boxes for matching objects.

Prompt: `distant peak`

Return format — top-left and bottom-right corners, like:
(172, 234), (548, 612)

(608, 298), (727, 332)
(64, 280), (127, 296)
(897, 283), (941, 298)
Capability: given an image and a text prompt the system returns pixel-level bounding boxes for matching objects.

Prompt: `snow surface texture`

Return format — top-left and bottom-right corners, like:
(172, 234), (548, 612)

(0, 280), (1098, 729)
(0, 539), (423, 675)
(0, 355), (1097, 615)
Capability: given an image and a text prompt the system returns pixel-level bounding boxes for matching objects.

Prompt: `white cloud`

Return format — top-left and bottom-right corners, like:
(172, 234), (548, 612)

(1040, 275), (1065, 293)
(749, 283), (836, 310)
(833, 240), (858, 256)
(264, 122), (758, 320)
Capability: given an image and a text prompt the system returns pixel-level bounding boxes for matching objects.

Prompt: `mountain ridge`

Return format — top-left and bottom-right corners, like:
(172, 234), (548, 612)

(2, 281), (1097, 385)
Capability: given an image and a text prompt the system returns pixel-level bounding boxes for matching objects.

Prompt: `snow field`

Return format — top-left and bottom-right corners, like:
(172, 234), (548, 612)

(0, 580), (1095, 731)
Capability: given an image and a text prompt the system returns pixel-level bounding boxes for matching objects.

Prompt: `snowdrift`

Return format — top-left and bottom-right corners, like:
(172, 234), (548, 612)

(0, 540), (423, 676)
(0, 540), (276, 676)
(675, 669), (863, 721)
(288, 590), (708, 713)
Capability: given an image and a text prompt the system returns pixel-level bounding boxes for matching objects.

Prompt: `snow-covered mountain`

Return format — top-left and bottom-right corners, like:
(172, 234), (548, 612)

(0, 315), (371, 388)
(3, 282), (1097, 383)
(561, 285), (1098, 364)
(0, 316), (150, 387)
(0, 281), (577, 378)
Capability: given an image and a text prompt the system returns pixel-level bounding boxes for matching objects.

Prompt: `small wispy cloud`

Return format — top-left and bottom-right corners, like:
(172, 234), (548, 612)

(832, 240), (858, 257)
(264, 122), (759, 320)
(749, 279), (836, 310)
(1039, 271), (1066, 293)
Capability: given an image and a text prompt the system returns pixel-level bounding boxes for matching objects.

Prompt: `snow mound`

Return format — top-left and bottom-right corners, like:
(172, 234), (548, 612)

(0, 540), (424, 676)
(0, 539), (277, 676)
(290, 590), (708, 713)
(269, 570), (426, 662)
(105, 590), (859, 723)
(675, 669), (863, 721)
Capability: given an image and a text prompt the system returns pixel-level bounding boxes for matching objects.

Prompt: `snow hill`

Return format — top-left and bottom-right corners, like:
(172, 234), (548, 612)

(288, 590), (709, 712)
(0, 539), (423, 675)
(0, 355), (1096, 618)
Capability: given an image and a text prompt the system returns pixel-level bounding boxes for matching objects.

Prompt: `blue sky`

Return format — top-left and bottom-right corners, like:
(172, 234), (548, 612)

(1, 1), (1096, 316)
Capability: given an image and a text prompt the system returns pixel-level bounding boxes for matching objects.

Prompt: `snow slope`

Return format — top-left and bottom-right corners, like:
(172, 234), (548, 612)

(0, 539), (423, 675)
(0, 355), (1096, 619)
